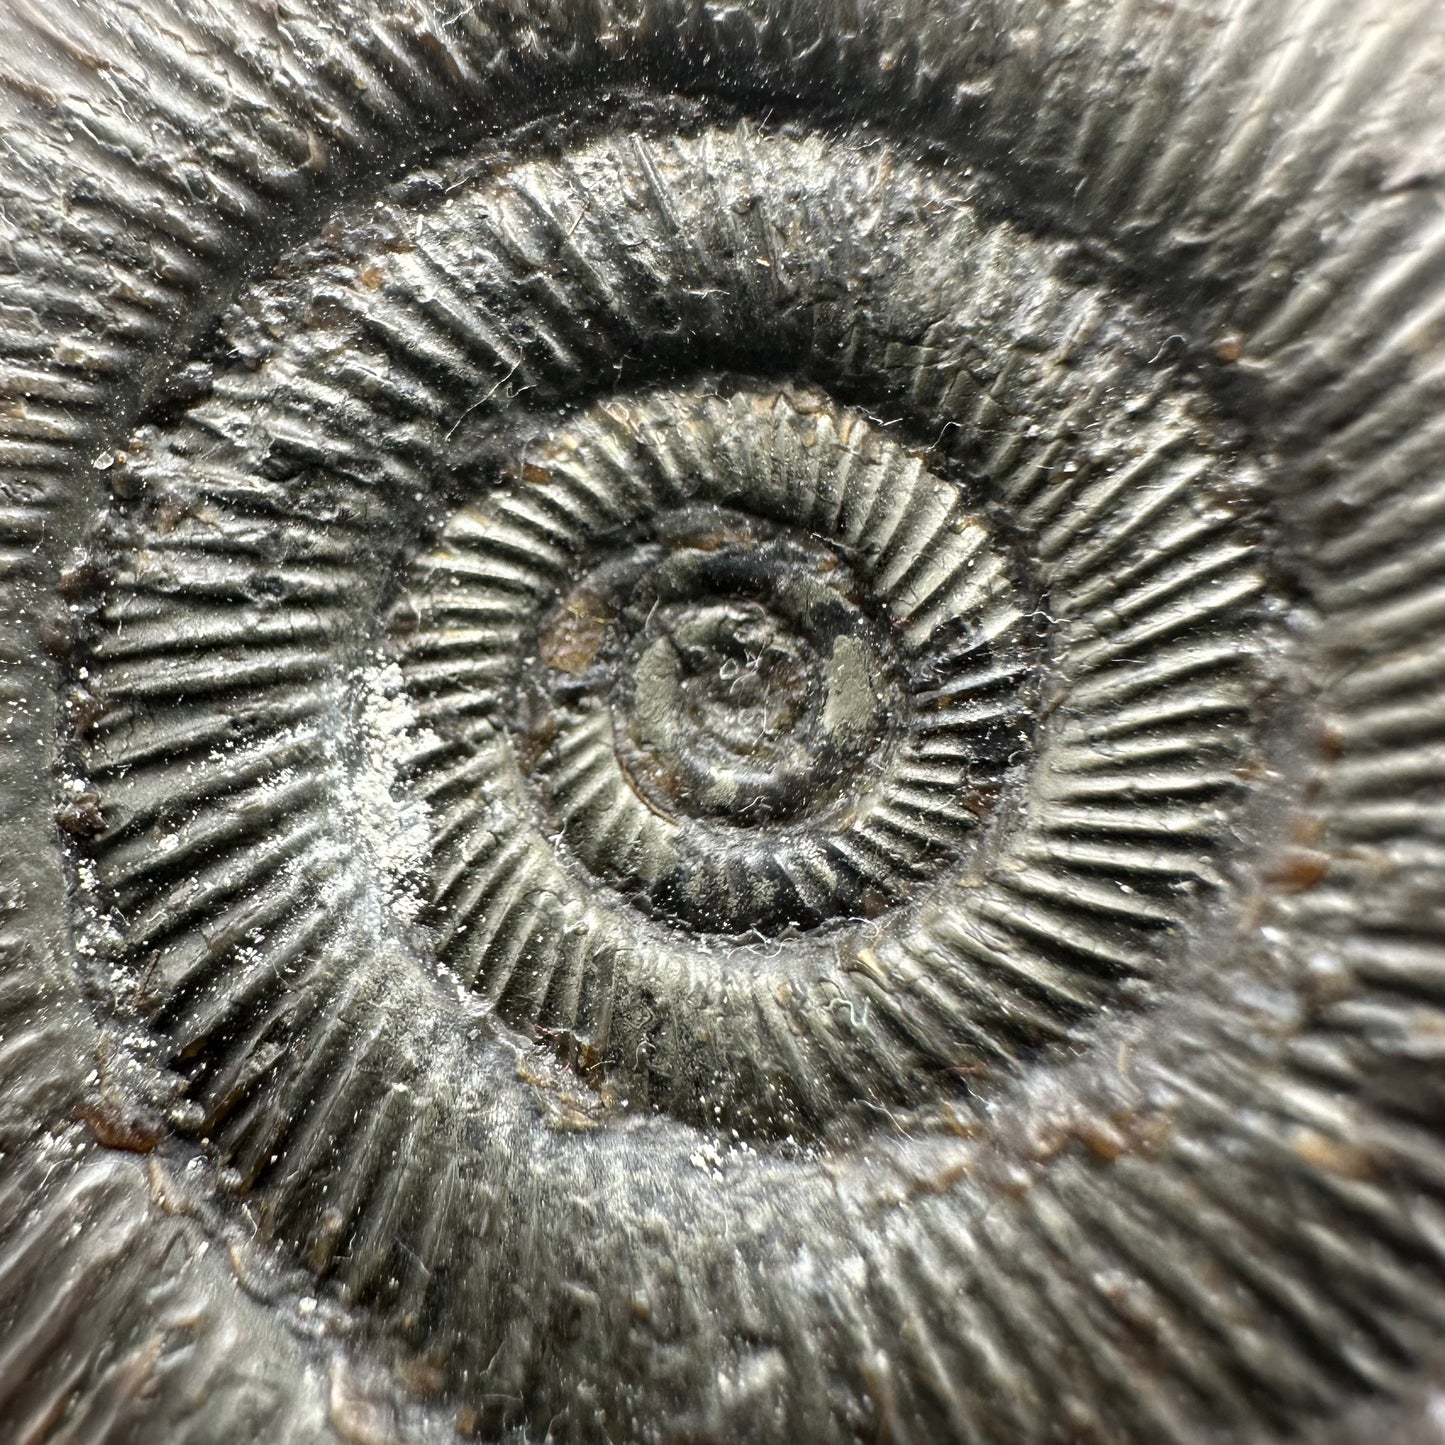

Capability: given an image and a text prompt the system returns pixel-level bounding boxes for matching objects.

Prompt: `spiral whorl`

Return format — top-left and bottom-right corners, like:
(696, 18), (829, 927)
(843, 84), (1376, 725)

(1, 3), (1444, 1444)
(394, 385), (1027, 939)
(72, 126), (1275, 1155)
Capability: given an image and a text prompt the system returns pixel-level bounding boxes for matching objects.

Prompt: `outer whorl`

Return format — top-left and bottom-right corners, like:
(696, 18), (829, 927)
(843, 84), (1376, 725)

(1, 2), (1444, 1443)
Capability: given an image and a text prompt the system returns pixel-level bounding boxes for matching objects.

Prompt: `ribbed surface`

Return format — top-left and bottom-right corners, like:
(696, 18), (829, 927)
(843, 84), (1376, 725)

(76, 130), (1271, 1157)
(0, 1136), (352, 1445)
(0, 1), (1442, 1442)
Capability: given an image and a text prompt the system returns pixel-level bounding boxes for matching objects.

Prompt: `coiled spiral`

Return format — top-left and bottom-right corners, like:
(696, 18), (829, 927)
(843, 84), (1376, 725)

(1, 3), (1444, 1444)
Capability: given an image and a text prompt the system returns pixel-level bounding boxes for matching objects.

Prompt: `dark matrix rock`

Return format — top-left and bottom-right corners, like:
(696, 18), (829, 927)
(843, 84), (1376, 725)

(1, 1), (1445, 1441)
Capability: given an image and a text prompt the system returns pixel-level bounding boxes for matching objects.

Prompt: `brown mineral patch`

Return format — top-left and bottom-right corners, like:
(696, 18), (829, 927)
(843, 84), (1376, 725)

(149, 492), (194, 534)
(510, 708), (561, 778)
(1269, 849), (1331, 892)
(1292, 1127), (1376, 1182)
(36, 616), (74, 659)
(1213, 334), (1244, 363)
(937, 1103), (986, 1138)
(898, 1154), (971, 1197)
(79, 1098), (165, 1153)
(516, 1055), (604, 1131)
(400, 1352), (449, 1399)
(847, 947), (891, 989)
(1030, 1107), (1174, 1165)
(57, 557), (109, 601)
(306, 1206), (348, 1274)
(329, 1359), (399, 1445)
(539, 597), (610, 674)
(944, 1060), (993, 1084)
(534, 1024), (605, 1087)
(1317, 718), (1346, 762)
(56, 789), (105, 837)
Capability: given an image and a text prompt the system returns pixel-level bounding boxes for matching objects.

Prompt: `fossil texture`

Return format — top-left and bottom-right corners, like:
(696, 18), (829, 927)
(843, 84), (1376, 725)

(2, 1), (1445, 1442)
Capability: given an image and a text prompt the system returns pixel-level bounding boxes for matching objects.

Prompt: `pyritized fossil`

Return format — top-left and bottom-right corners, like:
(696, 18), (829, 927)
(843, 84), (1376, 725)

(2, 1), (1445, 1442)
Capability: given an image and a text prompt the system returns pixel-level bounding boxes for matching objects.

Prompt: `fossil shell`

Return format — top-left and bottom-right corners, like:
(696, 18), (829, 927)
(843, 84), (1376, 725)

(2, 1), (1445, 1442)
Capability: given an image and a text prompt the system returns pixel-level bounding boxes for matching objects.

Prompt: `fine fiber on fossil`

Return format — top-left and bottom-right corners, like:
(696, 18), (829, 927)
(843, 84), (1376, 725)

(1, 1), (1444, 1442)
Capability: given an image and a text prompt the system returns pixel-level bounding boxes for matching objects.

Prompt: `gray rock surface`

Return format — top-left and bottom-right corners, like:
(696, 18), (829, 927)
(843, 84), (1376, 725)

(2, 1), (1445, 1441)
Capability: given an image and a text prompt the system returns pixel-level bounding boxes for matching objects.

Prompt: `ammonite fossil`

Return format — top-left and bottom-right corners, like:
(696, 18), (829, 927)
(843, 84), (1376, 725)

(2, 0), (1445, 1440)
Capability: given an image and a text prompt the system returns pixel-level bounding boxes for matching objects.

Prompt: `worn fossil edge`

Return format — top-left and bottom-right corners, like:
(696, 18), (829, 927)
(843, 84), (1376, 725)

(2, 0), (1445, 1440)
